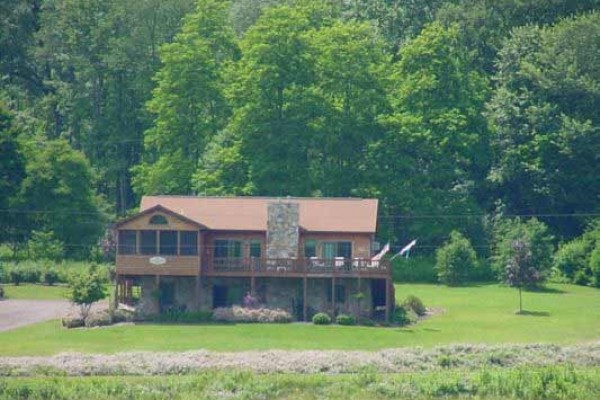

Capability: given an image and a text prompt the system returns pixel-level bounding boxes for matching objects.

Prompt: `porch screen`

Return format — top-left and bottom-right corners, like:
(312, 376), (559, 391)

(118, 230), (137, 255)
(180, 231), (198, 256)
(140, 230), (157, 255)
(159, 231), (178, 255)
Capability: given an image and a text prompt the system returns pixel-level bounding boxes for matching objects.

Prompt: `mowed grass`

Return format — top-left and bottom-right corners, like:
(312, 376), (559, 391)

(1, 284), (68, 300)
(0, 284), (599, 356)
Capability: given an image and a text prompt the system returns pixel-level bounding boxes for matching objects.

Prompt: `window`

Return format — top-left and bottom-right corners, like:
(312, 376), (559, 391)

(159, 230), (178, 255)
(304, 240), (317, 258)
(322, 241), (352, 259)
(140, 230), (157, 255)
(180, 231), (198, 256)
(326, 284), (346, 303)
(149, 215), (168, 225)
(118, 230), (137, 255)
(249, 240), (261, 258)
(214, 239), (242, 258)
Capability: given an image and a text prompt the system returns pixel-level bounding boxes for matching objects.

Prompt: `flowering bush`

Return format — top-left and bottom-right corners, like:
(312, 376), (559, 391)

(312, 312), (331, 325)
(213, 306), (292, 323)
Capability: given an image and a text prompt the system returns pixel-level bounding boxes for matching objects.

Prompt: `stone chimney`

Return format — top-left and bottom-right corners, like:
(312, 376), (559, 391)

(266, 201), (299, 259)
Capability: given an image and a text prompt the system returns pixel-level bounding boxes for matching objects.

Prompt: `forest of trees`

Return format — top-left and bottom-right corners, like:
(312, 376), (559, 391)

(1, 0), (599, 258)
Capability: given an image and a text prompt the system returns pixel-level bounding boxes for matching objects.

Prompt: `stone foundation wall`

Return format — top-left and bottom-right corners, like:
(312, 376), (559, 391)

(137, 275), (378, 321)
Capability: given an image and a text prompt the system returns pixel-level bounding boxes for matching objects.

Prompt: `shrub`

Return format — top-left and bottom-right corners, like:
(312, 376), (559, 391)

(392, 305), (417, 326)
(553, 239), (591, 281)
(213, 306), (292, 323)
(491, 218), (554, 284)
(61, 317), (84, 329)
(312, 312), (332, 325)
(435, 231), (478, 285)
(0, 285), (4, 299)
(403, 295), (426, 316)
(335, 314), (355, 326)
(8, 268), (24, 286)
(573, 269), (591, 286)
(28, 230), (64, 262)
(41, 268), (59, 286)
(358, 318), (376, 327)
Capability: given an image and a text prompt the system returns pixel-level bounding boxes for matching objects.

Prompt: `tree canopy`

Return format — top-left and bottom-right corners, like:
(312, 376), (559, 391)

(1, 0), (599, 258)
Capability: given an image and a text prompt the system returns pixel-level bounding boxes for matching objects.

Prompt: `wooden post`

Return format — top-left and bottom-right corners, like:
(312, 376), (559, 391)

(303, 276), (308, 322)
(155, 275), (161, 313)
(115, 274), (120, 307)
(385, 278), (390, 322)
(332, 276), (336, 318)
(195, 274), (201, 311)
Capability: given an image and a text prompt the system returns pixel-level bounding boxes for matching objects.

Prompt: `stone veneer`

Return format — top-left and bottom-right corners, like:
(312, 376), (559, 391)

(136, 276), (377, 320)
(266, 201), (299, 259)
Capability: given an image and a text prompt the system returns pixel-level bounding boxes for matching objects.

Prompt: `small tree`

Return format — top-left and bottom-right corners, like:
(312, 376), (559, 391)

(435, 231), (478, 285)
(505, 239), (542, 313)
(68, 264), (106, 322)
(492, 218), (554, 282)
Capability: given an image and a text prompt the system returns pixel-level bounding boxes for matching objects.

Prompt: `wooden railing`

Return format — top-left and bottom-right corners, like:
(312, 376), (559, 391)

(206, 257), (390, 277)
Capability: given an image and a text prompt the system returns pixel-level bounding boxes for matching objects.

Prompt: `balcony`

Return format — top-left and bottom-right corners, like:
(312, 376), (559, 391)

(204, 257), (391, 278)
(116, 255), (201, 276)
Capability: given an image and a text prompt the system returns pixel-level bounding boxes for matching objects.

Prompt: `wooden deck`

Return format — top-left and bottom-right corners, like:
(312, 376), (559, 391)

(205, 257), (391, 278)
(116, 256), (391, 278)
(115, 255), (201, 276)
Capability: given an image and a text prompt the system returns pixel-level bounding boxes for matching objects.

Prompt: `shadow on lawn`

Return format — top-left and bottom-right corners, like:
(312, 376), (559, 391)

(524, 286), (566, 294)
(516, 310), (550, 317)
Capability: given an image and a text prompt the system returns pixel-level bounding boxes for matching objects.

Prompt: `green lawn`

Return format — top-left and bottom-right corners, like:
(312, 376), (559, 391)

(1, 284), (68, 300)
(0, 284), (598, 356)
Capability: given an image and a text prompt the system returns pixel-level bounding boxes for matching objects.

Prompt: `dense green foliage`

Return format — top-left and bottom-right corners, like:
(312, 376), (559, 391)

(1, 0), (599, 258)
(553, 220), (600, 286)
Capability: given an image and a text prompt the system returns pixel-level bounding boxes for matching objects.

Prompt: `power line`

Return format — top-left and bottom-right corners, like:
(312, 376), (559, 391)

(0, 208), (598, 219)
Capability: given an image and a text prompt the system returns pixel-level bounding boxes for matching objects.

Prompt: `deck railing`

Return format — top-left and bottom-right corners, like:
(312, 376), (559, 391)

(207, 257), (390, 277)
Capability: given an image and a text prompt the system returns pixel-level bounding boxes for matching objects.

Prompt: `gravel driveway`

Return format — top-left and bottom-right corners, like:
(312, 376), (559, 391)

(0, 300), (71, 331)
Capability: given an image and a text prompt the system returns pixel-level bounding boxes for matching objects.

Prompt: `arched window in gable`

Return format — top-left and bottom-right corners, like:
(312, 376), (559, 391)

(149, 214), (168, 225)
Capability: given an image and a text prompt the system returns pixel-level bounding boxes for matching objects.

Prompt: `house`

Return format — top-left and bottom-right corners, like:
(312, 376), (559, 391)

(114, 196), (393, 321)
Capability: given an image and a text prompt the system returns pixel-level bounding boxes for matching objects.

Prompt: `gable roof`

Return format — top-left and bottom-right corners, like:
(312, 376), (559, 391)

(114, 204), (207, 229)
(139, 196), (378, 233)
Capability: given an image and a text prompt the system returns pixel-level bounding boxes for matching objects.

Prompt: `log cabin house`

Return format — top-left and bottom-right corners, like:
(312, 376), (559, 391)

(115, 196), (393, 321)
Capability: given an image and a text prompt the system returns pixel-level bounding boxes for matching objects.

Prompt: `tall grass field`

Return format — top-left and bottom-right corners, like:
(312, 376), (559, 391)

(0, 367), (599, 399)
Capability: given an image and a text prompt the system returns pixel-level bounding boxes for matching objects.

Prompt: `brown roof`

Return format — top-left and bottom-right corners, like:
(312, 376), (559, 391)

(139, 196), (378, 233)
